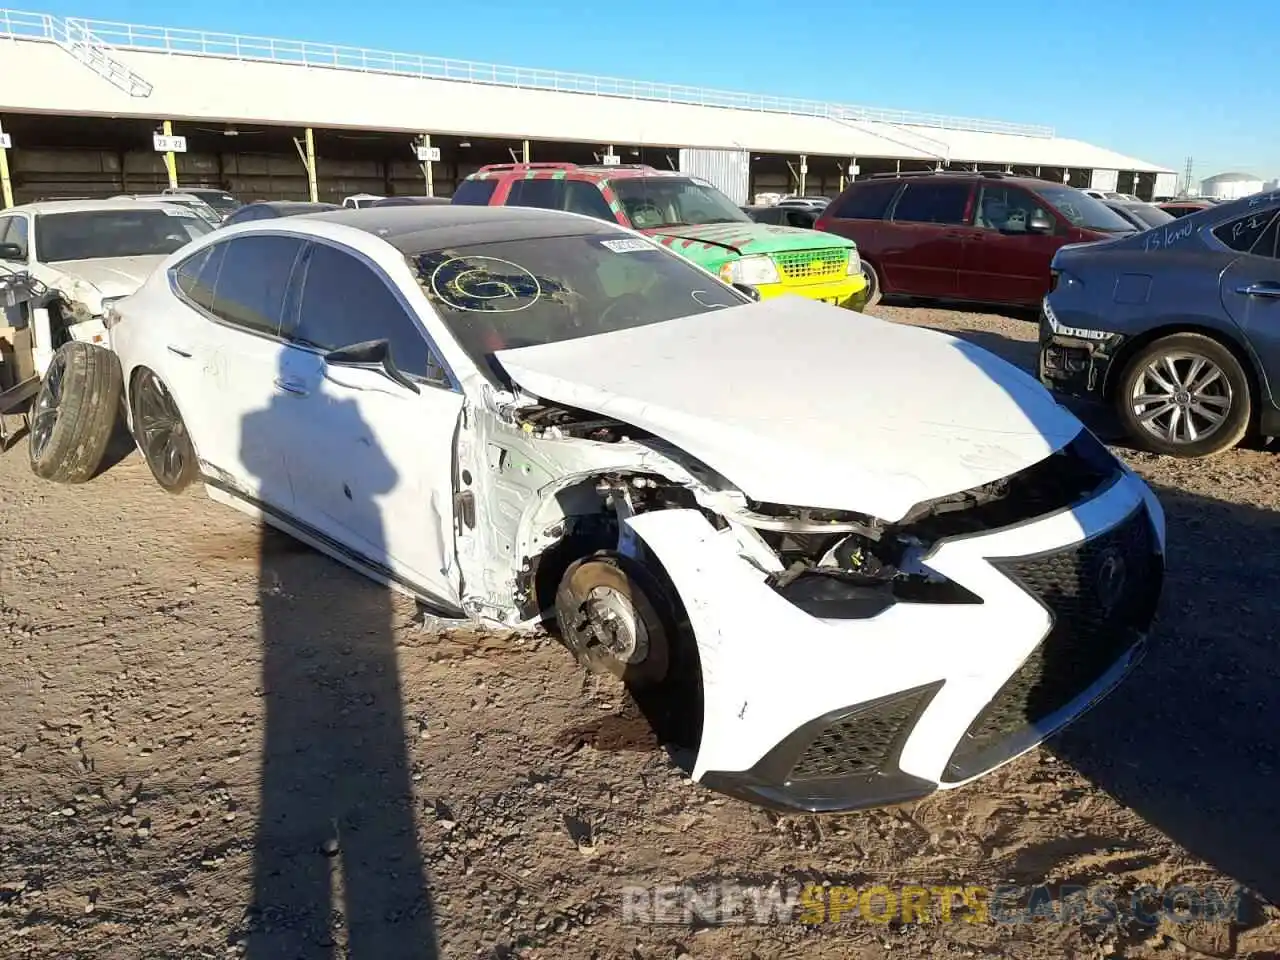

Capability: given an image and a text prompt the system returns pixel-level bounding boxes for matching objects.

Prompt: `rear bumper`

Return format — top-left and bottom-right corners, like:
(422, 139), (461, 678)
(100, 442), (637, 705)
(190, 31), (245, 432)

(626, 467), (1166, 814)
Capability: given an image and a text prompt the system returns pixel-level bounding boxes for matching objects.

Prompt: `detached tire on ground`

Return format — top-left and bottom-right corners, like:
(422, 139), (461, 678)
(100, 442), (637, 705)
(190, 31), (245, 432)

(28, 340), (123, 484)
(1115, 332), (1251, 458)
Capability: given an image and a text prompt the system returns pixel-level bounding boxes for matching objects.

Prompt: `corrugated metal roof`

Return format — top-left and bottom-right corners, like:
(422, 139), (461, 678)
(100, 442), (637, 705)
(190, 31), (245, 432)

(0, 9), (1174, 173)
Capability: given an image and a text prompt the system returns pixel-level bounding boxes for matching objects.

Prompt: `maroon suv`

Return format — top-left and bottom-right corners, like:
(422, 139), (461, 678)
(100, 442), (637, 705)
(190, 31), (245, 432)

(815, 172), (1138, 308)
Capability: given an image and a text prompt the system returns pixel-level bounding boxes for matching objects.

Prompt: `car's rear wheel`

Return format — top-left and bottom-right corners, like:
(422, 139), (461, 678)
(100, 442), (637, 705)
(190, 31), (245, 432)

(28, 340), (122, 484)
(1116, 333), (1250, 458)
(861, 260), (882, 308)
(130, 369), (199, 493)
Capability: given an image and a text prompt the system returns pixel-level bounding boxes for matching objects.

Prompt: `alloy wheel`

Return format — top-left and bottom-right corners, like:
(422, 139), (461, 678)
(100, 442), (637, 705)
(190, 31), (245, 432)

(1129, 350), (1232, 446)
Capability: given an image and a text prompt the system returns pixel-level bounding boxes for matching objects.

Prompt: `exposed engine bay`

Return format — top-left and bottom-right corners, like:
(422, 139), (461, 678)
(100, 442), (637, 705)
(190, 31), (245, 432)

(457, 395), (1120, 628)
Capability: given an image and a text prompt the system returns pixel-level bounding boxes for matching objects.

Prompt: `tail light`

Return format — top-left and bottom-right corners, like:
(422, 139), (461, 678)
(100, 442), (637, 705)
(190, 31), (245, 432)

(815, 215), (832, 233)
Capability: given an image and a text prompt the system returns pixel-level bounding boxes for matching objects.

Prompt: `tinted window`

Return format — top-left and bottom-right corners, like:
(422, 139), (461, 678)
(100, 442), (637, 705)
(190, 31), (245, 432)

(891, 182), (971, 225)
(34, 208), (213, 262)
(564, 181), (617, 221)
(451, 178), (498, 206)
(506, 178), (564, 210)
(208, 235), (304, 337)
(293, 242), (440, 381)
(173, 242), (225, 313)
(1121, 203), (1173, 228)
(1253, 213), (1280, 260)
(409, 232), (747, 383)
(784, 209), (818, 229)
(833, 180), (900, 220)
(1213, 210), (1280, 253)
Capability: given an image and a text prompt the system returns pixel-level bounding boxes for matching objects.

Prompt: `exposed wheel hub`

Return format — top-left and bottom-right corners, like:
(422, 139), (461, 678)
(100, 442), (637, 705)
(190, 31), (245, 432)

(581, 586), (649, 666)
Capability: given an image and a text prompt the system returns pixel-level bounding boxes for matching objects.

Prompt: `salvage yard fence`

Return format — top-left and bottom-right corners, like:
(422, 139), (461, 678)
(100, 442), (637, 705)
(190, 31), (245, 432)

(0, 8), (1056, 138)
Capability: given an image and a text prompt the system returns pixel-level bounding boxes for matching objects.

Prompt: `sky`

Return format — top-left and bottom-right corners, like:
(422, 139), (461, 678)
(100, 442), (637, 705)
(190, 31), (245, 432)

(58, 0), (1279, 182)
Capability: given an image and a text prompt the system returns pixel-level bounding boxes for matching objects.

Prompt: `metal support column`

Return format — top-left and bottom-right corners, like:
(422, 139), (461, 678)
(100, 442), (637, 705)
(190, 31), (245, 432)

(420, 133), (434, 197)
(522, 139), (530, 164)
(0, 118), (13, 209)
(162, 120), (178, 190)
(305, 128), (318, 202)
(798, 154), (807, 195)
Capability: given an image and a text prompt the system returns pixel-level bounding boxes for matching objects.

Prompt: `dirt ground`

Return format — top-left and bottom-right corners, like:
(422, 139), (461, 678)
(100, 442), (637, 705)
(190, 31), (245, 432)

(2, 303), (1279, 960)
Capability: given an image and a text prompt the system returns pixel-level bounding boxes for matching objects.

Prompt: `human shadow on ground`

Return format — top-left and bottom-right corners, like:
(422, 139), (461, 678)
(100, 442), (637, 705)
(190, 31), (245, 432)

(238, 363), (438, 959)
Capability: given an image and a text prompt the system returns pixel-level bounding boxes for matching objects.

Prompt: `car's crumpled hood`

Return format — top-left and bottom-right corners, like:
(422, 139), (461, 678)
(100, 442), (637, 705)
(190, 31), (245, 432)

(51, 256), (166, 302)
(495, 297), (1085, 522)
(643, 221), (852, 257)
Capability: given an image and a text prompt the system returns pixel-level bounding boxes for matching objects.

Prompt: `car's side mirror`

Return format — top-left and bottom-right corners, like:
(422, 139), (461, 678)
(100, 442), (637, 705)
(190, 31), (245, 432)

(324, 338), (421, 394)
(732, 282), (761, 302)
(0, 242), (25, 261)
(1028, 212), (1055, 234)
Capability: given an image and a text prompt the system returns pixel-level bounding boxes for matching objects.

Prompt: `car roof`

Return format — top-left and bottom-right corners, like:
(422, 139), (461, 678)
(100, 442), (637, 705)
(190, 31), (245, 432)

(291, 205), (627, 252)
(120, 193), (203, 202)
(4, 198), (169, 215)
(246, 201), (338, 211)
(467, 163), (687, 184)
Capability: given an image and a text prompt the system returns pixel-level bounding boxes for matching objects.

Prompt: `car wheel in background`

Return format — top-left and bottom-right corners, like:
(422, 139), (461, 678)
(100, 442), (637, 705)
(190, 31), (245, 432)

(861, 261), (882, 308)
(28, 340), (123, 484)
(1116, 333), (1250, 458)
(130, 368), (200, 493)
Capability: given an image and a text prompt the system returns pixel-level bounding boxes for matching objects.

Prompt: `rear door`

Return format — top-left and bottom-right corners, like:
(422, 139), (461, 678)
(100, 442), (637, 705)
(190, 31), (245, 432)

(1218, 208), (1280, 355)
(959, 183), (1066, 306)
(170, 233), (306, 507)
(878, 179), (972, 298)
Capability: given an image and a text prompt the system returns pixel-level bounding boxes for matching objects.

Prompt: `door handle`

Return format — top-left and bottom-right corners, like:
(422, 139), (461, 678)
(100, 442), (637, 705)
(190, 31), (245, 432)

(274, 377), (309, 396)
(166, 344), (192, 358)
(1236, 282), (1280, 298)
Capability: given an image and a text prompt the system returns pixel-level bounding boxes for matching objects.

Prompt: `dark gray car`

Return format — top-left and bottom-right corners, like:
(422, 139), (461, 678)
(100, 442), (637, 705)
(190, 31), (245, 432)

(1103, 199), (1175, 231)
(1038, 188), (1280, 457)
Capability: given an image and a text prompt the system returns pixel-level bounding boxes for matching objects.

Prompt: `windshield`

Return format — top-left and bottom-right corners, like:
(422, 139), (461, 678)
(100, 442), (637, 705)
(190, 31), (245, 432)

(162, 199), (222, 226)
(1124, 204), (1174, 228)
(189, 190), (240, 213)
(1035, 185), (1138, 233)
(35, 209), (214, 263)
(408, 233), (748, 381)
(611, 177), (752, 230)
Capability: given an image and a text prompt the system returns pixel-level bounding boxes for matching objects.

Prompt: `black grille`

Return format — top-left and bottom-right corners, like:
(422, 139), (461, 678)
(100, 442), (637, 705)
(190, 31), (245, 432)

(945, 506), (1162, 781)
(789, 686), (934, 781)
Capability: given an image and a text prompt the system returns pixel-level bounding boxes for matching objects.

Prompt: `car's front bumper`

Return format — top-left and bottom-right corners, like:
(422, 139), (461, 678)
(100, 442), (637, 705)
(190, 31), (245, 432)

(755, 272), (869, 311)
(1037, 301), (1126, 401)
(626, 466), (1165, 813)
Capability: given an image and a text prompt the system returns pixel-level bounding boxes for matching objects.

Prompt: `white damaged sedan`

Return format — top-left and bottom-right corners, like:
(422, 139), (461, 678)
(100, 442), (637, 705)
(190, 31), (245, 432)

(94, 205), (1165, 812)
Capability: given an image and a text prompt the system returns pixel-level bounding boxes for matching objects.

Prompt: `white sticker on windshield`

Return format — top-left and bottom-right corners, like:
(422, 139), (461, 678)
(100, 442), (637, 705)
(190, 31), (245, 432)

(600, 238), (652, 253)
(162, 206), (197, 217)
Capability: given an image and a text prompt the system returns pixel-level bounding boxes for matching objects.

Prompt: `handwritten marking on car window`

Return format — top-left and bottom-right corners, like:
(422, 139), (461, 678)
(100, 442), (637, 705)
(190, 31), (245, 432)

(1144, 220), (1195, 252)
(426, 256), (548, 314)
(600, 238), (652, 253)
(691, 290), (736, 309)
(1232, 214), (1273, 240)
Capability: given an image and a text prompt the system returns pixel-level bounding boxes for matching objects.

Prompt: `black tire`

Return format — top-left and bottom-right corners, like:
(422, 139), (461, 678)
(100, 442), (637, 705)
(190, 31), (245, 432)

(130, 368), (200, 493)
(1115, 332), (1251, 458)
(555, 550), (703, 750)
(861, 260), (882, 308)
(28, 340), (123, 484)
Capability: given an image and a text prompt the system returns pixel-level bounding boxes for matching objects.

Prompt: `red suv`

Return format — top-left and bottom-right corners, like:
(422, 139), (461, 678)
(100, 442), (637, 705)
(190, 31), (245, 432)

(816, 172), (1139, 308)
